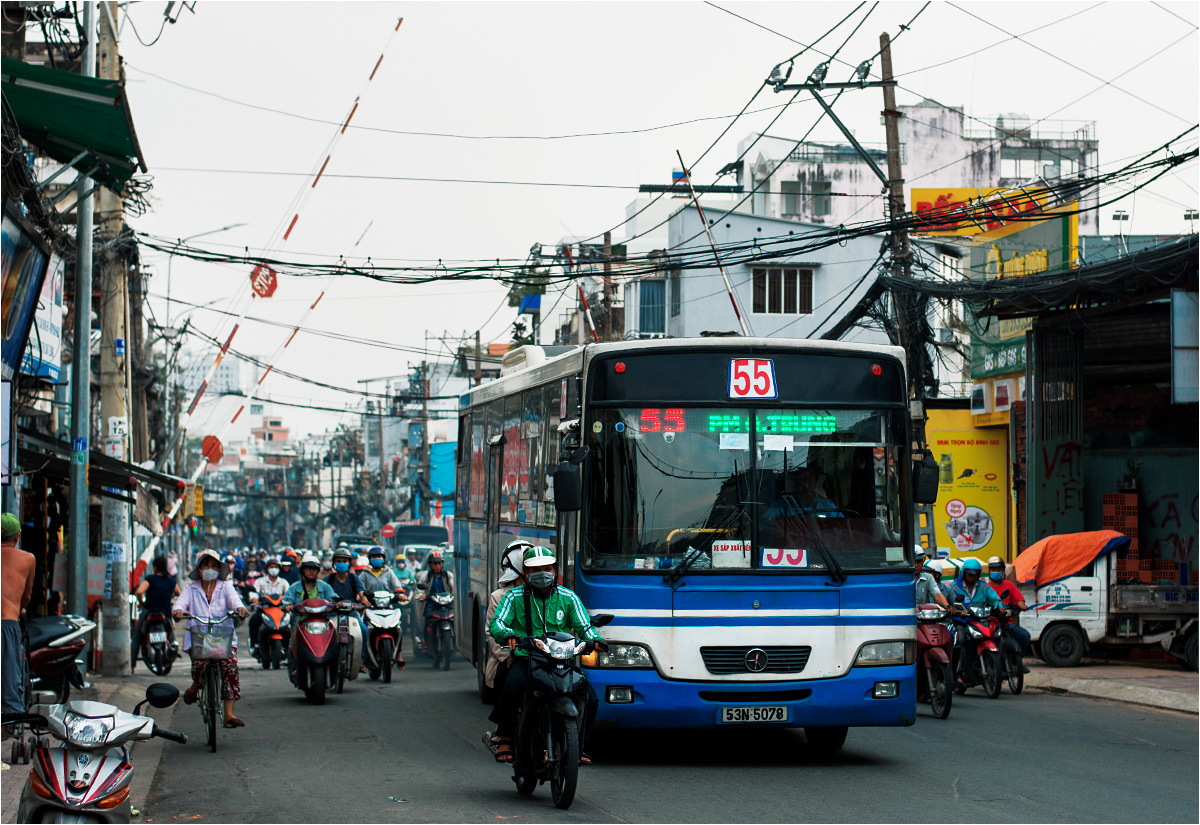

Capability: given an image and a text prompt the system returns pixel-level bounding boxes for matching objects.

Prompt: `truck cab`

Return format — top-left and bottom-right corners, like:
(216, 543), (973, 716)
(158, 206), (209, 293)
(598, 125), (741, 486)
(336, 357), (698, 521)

(1020, 554), (1198, 669)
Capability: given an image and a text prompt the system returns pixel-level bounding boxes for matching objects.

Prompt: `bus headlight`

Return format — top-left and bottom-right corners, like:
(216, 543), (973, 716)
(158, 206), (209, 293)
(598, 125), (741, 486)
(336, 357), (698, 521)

(853, 641), (914, 667)
(580, 643), (654, 668)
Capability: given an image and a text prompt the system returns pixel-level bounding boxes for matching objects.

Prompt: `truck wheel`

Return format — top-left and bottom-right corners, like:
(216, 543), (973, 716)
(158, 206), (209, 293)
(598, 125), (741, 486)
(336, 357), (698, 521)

(1183, 632), (1198, 672)
(1040, 624), (1085, 668)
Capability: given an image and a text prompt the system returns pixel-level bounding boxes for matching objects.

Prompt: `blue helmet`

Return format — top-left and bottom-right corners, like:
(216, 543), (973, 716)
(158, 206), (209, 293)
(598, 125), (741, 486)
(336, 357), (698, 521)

(961, 558), (982, 574)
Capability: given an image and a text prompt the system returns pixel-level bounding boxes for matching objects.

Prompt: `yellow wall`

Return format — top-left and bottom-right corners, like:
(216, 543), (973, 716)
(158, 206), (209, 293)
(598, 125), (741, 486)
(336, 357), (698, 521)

(926, 408), (1012, 563)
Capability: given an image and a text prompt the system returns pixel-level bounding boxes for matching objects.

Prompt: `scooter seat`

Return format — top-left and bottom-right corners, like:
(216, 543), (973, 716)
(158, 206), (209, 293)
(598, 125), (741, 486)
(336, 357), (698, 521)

(25, 616), (76, 651)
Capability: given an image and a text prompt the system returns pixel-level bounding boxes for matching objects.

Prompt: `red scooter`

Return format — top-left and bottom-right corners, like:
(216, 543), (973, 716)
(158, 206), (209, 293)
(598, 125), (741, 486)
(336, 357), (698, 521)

(915, 603), (953, 719)
(288, 598), (339, 705)
(951, 604), (1004, 699)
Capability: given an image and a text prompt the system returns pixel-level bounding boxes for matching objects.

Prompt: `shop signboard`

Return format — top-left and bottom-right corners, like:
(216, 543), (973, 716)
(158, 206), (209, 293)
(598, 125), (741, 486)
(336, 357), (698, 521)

(968, 205), (1078, 380)
(928, 428), (1008, 560)
(2, 203), (52, 381)
(910, 187), (1050, 236)
(19, 254), (65, 380)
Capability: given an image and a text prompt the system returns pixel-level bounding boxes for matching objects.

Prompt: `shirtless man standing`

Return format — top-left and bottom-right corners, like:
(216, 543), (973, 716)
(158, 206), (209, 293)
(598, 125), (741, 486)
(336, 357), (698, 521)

(2, 512), (36, 714)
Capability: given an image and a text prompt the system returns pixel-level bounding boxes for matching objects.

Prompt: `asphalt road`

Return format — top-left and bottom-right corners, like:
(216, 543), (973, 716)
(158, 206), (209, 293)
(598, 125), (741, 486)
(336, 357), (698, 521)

(140, 635), (1199, 824)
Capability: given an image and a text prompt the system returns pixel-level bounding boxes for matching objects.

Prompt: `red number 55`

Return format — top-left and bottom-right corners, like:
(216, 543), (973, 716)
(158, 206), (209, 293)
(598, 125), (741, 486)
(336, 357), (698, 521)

(728, 359), (777, 399)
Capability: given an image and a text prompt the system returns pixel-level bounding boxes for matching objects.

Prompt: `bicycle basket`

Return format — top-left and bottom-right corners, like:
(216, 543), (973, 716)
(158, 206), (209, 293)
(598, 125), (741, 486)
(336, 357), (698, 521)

(190, 623), (235, 660)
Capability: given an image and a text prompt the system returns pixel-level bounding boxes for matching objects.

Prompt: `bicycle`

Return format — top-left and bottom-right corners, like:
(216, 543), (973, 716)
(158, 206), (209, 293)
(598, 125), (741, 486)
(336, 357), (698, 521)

(180, 612), (235, 753)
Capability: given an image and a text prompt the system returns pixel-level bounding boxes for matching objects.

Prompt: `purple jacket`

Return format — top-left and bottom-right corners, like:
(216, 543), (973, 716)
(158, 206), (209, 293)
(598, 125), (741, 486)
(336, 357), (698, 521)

(174, 580), (245, 652)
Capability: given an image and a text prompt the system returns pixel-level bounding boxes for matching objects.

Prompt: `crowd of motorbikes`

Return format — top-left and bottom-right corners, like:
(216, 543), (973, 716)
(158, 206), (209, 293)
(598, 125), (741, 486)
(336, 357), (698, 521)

(916, 600), (1026, 720)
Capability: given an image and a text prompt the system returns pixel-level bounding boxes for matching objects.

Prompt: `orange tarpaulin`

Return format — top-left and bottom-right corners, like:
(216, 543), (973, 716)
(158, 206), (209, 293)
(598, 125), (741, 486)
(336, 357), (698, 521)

(1014, 530), (1130, 588)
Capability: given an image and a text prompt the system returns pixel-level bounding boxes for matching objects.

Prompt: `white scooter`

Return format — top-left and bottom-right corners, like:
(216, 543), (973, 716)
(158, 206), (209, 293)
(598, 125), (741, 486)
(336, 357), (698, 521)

(3, 683), (188, 824)
(361, 589), (406, 682)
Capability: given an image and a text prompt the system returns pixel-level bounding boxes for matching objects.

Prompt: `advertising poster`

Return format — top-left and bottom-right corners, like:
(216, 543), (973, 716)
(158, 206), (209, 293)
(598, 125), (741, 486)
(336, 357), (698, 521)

(929, 430), (1008, 560)
(19, 253), (65, 380)
(2, 205), (52, 380)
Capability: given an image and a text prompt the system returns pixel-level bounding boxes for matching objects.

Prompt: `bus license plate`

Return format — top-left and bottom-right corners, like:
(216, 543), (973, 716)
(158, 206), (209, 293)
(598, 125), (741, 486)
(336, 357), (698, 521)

(149, 632), (168, 643)
(720, 705), (788, 724)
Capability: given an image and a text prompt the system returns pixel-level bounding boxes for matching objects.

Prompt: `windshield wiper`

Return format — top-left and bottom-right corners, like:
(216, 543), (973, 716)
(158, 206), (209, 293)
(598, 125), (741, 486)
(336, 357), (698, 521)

(800, 515), (846, 585)
(663, 546), (704, 586)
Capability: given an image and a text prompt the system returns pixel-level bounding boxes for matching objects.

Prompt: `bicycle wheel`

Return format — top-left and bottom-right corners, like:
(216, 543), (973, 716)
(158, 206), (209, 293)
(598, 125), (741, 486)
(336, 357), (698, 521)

(548, 717), (580, 810)
(205, 664), (219, 752)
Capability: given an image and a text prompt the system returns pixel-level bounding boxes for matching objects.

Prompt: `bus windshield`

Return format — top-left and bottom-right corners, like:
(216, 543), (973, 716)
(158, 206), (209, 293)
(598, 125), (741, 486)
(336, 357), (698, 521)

(582, 406), (908, 573)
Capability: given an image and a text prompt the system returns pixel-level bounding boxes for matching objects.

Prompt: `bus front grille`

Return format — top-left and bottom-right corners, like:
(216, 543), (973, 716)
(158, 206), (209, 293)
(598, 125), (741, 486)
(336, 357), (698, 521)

(699, 646), (812, 674)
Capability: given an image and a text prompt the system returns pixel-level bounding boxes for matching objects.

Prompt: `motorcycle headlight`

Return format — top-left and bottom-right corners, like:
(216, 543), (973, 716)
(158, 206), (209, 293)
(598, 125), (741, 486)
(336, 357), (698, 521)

(967, 624), (984, 639)
(853, 641), (914, 667)
(917, 608), (946, 620)
(580, 643), (654, 669)
(63, 712), (114, 747)
(374, 595), (391, 608)
(304, 621), (331, 635)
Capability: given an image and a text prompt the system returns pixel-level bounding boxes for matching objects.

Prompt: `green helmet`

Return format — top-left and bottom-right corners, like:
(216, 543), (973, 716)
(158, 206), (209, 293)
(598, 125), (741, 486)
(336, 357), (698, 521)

(522, 546), (556, 569)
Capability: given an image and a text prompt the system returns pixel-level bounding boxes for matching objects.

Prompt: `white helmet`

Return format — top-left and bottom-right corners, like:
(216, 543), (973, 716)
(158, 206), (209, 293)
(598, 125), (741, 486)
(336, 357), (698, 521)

(298, 553), (321, 569)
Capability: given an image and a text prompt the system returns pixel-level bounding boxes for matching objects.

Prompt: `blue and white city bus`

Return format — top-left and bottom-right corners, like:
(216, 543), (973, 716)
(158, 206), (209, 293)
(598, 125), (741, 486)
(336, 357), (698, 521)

(453, 338), (922, 743)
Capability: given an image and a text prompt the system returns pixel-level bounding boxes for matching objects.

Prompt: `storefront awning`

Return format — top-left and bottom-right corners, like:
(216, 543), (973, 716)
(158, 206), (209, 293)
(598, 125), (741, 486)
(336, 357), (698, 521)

(1, 57), (147, 192)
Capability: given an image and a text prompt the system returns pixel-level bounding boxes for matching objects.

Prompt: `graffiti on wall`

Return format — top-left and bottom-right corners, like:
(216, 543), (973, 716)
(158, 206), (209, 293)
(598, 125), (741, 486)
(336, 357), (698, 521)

(1146, 492), (1199, 564)
(1032, 441), (1084, 540)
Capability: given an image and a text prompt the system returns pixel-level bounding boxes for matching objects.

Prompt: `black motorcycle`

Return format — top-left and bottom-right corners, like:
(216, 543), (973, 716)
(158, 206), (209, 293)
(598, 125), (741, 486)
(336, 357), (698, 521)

(487, 614), (612, 811)
(425, 592), (455, 671)
(139, 610), (180, 676)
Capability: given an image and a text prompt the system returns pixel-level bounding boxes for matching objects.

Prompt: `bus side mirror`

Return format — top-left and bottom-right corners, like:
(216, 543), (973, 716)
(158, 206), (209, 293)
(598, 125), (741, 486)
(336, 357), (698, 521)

(912, 454), (939, 505)
(553, 462), (582, 512)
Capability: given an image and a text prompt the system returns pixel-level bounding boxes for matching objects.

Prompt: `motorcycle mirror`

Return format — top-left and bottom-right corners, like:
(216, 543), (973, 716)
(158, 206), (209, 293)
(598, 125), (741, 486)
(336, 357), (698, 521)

(590, 613), (614, 628)
(145, 682), (180, 709)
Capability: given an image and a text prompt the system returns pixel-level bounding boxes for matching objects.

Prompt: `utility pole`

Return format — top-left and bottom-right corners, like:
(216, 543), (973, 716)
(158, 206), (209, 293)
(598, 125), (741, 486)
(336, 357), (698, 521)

(602, 231), (613, 342)
(420, 361), (430, 525)
(96, 0), (130, 676)
(67, 0), (97, 629)
(474, 331), (482, 386)
(879, 32), (917, 397)
(378, 384), (387, 513)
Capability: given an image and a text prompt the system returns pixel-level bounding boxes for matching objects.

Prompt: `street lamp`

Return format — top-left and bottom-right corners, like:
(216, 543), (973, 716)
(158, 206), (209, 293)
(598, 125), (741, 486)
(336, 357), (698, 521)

(165, 223), (248, 326)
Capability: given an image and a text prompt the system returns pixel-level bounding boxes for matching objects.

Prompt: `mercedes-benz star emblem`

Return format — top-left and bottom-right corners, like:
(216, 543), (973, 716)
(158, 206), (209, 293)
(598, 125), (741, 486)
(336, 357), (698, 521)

(744, 648), (768, 672)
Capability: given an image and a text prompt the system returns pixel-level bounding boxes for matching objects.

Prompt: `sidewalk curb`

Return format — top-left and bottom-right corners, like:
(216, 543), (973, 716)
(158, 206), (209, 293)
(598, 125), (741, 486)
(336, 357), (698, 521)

(1025, 671), (1199, 714)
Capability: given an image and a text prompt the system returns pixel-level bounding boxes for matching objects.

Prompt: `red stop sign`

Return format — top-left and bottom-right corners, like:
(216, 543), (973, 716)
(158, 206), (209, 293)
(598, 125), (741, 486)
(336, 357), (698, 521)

(250, 264), (278, 298)
(381, 524), (395, 539)
(202, 435), (224, 465)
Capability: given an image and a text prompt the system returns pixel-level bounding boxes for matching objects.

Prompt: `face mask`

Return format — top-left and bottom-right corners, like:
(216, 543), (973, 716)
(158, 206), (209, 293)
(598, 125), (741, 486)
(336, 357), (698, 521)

(527, 571), (555, 591)
(201, 568), (219, 582)
(370, 558), (384, 569)
(334, 562), (350, 574)
(990, 571), (1004, 581)
(268, 567), (280, 577)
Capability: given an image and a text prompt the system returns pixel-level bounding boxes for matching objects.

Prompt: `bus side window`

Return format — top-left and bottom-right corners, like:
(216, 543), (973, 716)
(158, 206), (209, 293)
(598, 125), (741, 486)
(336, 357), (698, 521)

(543, 382), (562, 519)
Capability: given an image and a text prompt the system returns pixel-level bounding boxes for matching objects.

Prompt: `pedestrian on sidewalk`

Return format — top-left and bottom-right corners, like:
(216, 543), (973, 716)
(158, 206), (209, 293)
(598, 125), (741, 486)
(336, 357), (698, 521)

(173, 550), (248, 728)
(2, 513), (35, 716)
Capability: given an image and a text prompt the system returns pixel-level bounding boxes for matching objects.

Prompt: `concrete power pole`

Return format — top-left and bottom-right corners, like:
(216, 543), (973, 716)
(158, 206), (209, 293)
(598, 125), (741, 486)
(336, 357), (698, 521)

(879, 32), (916, 395)
(67, 1), (97, 628)
(420, 362), (431, 525)
(97, 0), (131, 676)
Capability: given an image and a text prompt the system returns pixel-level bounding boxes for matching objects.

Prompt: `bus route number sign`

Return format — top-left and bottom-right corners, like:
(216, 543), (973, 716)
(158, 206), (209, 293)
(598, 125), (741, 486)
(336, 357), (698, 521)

(728, 359), (778, 400)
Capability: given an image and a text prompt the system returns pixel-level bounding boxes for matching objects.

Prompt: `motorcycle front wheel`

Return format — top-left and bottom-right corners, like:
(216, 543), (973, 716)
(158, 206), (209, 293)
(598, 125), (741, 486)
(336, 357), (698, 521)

(271, 638), (283, 670)
(981, 650), (1002, 699)
(440, 626), (453, 671)
(381, 638), (394, 683)
(548, 717), (580, 810)
(336, 643), (348, 694)
(307, 665), (327, 705)
(929, 663), (952, 719)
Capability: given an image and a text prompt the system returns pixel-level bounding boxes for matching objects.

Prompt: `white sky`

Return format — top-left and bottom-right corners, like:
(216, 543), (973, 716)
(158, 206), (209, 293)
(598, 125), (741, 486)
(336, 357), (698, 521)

(109, 0), (1199, 439)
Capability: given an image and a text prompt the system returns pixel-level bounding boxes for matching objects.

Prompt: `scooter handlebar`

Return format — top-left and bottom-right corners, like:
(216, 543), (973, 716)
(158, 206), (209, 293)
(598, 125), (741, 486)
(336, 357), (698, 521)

(154, 727), (188, 744)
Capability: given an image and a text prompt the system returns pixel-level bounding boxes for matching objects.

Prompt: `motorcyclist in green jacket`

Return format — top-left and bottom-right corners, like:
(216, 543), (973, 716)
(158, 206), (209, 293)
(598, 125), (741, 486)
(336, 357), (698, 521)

(488, 546), (606, 765)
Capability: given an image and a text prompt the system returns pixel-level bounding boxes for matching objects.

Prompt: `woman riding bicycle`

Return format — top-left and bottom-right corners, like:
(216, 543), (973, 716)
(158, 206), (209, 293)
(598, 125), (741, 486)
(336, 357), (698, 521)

(172, 550), (249, 728)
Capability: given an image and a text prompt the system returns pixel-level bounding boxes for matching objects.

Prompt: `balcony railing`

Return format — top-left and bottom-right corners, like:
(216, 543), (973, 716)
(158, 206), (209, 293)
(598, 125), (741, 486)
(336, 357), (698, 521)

(963, 118), (1097, 143)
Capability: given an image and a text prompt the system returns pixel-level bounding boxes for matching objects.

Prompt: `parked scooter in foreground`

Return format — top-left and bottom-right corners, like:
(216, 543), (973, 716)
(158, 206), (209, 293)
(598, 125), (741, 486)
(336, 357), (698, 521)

(915, 603), (953, 718)
(23, 613), (95, 705)
(484, 614), (613, 811)
(2, 683), (188, 824)
(361, 590), (405, 682)
(288, 598), (339, 704)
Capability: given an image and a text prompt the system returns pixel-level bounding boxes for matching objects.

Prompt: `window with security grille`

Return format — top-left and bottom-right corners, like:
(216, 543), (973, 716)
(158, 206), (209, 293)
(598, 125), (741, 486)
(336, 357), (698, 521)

(752, 268), (813, 315)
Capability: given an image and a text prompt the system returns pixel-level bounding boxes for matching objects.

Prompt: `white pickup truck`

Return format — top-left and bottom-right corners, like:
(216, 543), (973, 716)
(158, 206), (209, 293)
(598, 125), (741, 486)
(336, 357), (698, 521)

(1019, 552), (1198, 670)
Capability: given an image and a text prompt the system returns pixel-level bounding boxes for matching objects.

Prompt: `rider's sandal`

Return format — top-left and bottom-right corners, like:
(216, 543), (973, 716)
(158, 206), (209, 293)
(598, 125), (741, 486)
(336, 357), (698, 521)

(396, 658), (406, 670)
(578, 752), (592, 766)
(494, 739), (515, 763)
(182, 688), (199, 705)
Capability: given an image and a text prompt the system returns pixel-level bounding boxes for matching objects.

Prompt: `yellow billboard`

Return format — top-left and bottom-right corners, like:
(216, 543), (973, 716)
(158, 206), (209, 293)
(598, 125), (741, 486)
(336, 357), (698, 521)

(928, 428), (1010, 562)
(910, 187), (1050, 236)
